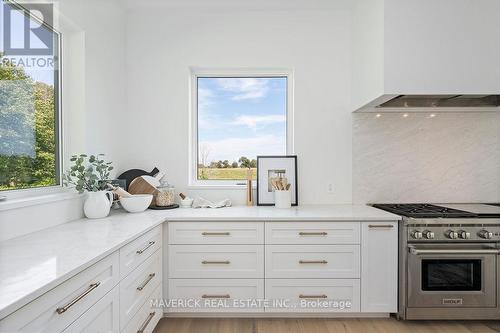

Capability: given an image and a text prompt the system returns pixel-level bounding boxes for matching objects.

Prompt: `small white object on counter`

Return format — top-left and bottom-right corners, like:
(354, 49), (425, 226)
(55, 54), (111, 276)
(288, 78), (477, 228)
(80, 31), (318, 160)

(180, 197), (194, 208)
(119, 194), (153, 213)
(84, 191), (113, 218)
(274, 190), (291, 209)
(192, 197), (231, 208)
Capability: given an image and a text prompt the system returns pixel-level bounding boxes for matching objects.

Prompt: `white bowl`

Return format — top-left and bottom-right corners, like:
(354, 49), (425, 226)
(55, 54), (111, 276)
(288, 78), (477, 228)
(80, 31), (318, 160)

(180, 198), (194, 208)
(120, 194), (153, 213)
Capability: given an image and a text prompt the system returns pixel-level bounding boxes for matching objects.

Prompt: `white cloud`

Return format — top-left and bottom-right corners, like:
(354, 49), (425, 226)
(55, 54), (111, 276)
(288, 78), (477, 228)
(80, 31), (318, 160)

(231, 115), (286, 130)
(199, 135), (286, 162)
(215, 78), (270, 101)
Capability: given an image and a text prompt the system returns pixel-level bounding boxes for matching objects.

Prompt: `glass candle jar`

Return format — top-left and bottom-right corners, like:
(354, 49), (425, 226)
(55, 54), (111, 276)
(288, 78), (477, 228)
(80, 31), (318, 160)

(156, 183), (175, 206)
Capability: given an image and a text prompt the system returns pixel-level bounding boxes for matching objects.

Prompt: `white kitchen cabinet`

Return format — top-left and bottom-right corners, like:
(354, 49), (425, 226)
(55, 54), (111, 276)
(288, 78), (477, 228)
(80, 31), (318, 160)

(168, 279), (264, 313)
(360, 221), (398, 312)
(265, 245), (360, 279)
(120, 226), (162, 279)
(168, 244), (264, 279)
(168, 221), (264, 245)
(120, 249), (162, 330)
(265, 279), (360, 313)
(265, 222), (360, 245)
(62, 287), (119, 333)
(0, 252), (119, 333)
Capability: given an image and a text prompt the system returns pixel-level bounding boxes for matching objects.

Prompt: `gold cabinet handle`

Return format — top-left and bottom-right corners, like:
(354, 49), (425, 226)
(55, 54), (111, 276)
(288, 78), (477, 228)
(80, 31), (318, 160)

(368, 224), (394, 229)
(56, 282), (100, 314)
(136, 241), (155, 254)
(299, 260), (328, 264)
(298, 232), (328, 236)
(202, 232), (231, 236)
(202, 294), (230, 299)
(137, 273), (156, 291)
(137, 312), (155, 333)
(299, 294), (328, 299)
(202, 260), (230, 264)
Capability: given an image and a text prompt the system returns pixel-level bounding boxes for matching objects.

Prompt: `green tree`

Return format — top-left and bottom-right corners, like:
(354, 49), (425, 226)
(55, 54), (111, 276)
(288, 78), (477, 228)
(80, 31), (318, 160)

(231, 161), (238, 168)
(238, 156), (251, 168)
(0, 53), (57, 190)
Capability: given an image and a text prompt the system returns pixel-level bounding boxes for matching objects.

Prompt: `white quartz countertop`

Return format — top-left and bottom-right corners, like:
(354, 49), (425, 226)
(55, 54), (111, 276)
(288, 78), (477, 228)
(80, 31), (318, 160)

(0, 204), (398, 319)
(148, 204), (400, 221)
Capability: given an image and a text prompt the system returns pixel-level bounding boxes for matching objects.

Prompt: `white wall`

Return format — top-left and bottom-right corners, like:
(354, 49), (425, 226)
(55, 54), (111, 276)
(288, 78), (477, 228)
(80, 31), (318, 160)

(0, 0), (126, 242)
(353, 112), (500, 204)
(121, 4), (353, 205)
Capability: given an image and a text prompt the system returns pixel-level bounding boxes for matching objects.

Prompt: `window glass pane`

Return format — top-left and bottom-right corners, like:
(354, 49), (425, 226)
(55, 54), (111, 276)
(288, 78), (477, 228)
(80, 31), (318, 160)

(197, 77), (287, 181)
(0, 3), (60, 191)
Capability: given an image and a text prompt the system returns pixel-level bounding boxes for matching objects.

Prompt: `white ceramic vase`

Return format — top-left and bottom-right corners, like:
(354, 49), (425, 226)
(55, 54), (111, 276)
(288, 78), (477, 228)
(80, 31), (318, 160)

(84, 191), (113, 219)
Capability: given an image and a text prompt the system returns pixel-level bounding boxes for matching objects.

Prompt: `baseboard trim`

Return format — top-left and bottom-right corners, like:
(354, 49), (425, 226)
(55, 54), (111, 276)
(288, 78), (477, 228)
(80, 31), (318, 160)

(163, 312), (391, 318)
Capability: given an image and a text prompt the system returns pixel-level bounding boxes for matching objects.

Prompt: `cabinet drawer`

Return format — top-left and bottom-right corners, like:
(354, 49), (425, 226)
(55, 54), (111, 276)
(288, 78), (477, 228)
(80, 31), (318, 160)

(168, 279), (264, 312)
(265, 245), (360, 279)
(122, 284), (162, 333)
(168, 245), (264, 279)
(120, 249), (162, 330)
(0, 252), (119, 333)
(265, 279), (360, 312)
(265, 222), (360, 244)
(62, 287), (119, 333)
(168, 222), (264, 244)
(120, 226), (162, 278)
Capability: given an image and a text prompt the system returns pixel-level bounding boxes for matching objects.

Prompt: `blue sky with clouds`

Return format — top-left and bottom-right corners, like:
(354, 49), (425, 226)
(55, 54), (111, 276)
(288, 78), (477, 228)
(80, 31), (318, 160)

(198, 77), (287, 164)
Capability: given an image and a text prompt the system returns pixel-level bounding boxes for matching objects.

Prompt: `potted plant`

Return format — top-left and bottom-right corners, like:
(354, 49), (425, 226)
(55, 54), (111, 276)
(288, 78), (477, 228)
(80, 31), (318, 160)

(63, 154), (115, 219)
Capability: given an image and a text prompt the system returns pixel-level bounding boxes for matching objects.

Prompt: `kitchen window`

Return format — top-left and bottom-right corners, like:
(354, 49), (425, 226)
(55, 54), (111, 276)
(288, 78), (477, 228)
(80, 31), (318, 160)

(190, 70), (293, 186)
(0, 1), (61, 194)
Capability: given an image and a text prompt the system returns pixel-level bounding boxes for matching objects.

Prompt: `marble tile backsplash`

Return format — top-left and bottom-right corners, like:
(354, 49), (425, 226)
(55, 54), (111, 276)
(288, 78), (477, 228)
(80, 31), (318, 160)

(353, 112), (500, 204)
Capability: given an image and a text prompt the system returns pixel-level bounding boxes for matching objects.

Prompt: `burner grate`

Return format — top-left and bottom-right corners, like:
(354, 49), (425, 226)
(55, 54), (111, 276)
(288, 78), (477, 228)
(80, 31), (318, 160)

(372, 204), (478, 218)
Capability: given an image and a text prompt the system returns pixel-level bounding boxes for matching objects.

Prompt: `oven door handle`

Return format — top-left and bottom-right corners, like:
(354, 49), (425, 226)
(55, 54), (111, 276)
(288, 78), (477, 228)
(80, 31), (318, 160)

(409, 247), (500, 255)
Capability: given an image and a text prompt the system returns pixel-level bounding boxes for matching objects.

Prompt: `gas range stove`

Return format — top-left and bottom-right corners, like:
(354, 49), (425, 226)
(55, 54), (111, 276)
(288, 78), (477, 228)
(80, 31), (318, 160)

(372, 203), (500, 320)
(372, 203), (500, 242)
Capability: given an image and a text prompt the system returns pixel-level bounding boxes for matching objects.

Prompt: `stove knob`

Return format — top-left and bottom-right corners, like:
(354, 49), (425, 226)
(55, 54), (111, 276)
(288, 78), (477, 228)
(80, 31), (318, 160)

(478, 230), (493, 239)
(458, 230), (471, 239)
(411, 231), (423, 239)
(446, 230), (458, 239)
(423, 230), (435, 239)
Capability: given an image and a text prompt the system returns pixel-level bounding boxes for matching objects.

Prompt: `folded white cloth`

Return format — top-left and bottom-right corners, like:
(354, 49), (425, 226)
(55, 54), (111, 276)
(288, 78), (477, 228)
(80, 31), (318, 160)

(192, 197), (232, 208)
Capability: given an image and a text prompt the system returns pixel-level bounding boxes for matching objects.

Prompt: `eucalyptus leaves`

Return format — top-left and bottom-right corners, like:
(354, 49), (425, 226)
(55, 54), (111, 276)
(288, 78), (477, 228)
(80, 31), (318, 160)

(63, 154), (114, 193)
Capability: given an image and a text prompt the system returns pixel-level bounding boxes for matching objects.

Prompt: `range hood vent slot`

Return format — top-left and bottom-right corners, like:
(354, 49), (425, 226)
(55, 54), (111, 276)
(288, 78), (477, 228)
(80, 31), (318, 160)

(378, 95), (500, 108)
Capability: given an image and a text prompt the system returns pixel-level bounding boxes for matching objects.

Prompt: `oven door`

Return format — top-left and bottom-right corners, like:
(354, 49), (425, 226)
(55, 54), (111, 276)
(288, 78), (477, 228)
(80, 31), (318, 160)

(407, 244), (498, 308)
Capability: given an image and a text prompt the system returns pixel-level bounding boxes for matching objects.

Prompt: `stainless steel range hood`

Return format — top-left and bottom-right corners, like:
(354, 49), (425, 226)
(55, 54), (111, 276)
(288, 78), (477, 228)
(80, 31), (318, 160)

(377, 94), (500, 108)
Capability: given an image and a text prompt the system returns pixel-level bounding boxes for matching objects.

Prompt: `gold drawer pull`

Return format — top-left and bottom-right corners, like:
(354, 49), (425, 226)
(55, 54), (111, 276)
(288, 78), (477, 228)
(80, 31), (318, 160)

(202, 232), (231, 236)
(137, 273), (156, 291)
(137, 311), (155, 333)
(299, 260), (328, 264)
(202, 260), (230, 264)
(368, 224), (394, 229)
(299, 294), (328, 299)
(136, 241), (155, 254)
(299, 232), (328, 236)
(202, 294), (230, 299)
(56, 282), (100, 314)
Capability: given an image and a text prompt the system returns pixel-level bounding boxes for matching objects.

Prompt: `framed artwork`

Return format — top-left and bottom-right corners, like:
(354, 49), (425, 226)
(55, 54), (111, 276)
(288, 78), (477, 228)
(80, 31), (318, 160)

(256, 155), (298, 206)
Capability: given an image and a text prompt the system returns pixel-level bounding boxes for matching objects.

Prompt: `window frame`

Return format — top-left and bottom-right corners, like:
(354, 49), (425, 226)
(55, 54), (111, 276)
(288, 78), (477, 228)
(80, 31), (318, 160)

(189, 68), (294, 188)
(0, 0), (63, 200)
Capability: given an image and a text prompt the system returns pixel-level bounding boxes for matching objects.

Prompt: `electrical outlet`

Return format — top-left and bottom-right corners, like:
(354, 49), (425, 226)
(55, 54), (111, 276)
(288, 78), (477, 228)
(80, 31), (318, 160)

(327, 183), (334, 193)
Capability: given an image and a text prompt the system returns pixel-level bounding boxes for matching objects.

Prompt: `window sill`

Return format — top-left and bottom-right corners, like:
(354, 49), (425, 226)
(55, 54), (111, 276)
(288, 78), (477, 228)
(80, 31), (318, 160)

(187, 184), (256, 190)
(0, 190), (83, 211)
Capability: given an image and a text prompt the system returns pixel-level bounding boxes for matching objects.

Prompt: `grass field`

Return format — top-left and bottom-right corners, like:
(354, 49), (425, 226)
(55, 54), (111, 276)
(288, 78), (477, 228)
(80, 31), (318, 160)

(198, 168), (257, 180)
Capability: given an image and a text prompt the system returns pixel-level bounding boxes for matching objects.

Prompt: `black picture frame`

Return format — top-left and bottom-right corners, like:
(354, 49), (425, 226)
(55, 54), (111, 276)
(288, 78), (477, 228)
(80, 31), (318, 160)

(256, 155), (298, 206)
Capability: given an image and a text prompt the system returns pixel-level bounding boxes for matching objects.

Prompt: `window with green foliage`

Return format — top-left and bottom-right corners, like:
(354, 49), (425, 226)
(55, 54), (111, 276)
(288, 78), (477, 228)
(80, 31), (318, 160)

(0, 3), (61, 192)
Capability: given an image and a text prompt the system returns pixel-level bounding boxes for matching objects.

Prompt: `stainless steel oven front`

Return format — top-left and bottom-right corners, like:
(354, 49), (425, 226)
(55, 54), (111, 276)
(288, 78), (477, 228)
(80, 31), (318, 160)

(407, 243), (498, 308)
